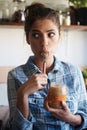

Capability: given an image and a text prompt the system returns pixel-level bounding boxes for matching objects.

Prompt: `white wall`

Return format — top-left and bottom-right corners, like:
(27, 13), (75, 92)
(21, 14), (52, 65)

(0, 26), (87, 67)
(67, 30), (87, 66)
(0, 0), (68, 5)
(56, 30), (87, 66)
(0, 83), (8, 106)
(0, 26), (33, 66)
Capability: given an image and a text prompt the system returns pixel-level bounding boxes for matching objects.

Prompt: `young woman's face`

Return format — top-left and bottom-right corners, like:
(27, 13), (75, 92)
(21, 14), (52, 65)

(28, 19), (60, 60)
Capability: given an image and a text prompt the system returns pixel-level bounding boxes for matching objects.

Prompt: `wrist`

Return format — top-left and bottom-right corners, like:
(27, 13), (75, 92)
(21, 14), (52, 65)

(67, 114), (82, 126)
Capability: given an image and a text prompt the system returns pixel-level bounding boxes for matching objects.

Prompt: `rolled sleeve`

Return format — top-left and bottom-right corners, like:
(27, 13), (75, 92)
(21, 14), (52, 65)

(11, 108), (34, 130)
(75, 111), (87, 130)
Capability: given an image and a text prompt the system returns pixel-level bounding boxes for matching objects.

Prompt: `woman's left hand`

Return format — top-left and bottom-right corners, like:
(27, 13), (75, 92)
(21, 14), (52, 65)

(44, 97), (71, 122)
(44, 97), (82, 127)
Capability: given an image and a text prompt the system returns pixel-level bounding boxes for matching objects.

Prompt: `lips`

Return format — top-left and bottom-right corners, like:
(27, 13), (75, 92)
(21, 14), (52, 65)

(41, 51), (49, 58)
(41, 47), (49, 56)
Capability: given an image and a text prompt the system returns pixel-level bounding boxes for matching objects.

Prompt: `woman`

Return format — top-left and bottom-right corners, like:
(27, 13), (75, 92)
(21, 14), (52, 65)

(7, 2), (87, 130)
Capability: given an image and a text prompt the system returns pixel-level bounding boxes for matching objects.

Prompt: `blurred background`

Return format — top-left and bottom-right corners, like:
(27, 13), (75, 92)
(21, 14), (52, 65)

(0, 1), (87, 129)
(0, 0), (87, 117)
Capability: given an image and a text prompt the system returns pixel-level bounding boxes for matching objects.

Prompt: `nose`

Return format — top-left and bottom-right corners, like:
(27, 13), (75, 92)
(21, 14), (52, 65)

(41, 35), (48, 46)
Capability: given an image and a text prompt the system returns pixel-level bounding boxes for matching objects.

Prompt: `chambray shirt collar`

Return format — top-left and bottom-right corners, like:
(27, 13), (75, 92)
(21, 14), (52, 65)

(25, 55), (63, 75)
(23, 56), (42, 78)
(51, 56), (63, 73)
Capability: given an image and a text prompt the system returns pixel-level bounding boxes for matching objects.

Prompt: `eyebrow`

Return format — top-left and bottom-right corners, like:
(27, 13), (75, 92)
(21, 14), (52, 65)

(31, 29), (55, 33)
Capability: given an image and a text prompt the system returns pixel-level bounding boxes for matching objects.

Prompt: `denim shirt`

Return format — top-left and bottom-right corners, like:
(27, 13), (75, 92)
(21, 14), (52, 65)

(7, 56), (87, 130)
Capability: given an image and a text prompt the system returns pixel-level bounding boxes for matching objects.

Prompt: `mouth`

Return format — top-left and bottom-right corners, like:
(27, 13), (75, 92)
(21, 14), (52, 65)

(40, 46), (50, 63)
(41, 53), (46, 63)
(41, 51), (49, 61)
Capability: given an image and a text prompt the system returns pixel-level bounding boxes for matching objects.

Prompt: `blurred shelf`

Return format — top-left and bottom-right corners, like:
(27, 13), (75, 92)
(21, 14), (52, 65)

(0, 22), (24, 26)
(0, 22), (24, 28)
(1, 22), (87, 31)
(61, 25), (87, 31)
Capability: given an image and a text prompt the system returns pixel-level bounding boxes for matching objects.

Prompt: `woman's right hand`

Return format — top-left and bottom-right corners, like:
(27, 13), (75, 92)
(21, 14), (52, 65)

(17, 73), (48, 118)
(18, 73), (48, 96)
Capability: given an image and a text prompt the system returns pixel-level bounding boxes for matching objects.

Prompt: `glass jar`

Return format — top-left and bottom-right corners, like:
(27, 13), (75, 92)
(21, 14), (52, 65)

(58, 10), (63, 25)
(10, 1), (26, 22)
(47, 83), (66, 109)
(0, 1), (10, 22)
(17, 1), (26, 21)
(9, 1), (18, 22)
(65, 11), (71, 25)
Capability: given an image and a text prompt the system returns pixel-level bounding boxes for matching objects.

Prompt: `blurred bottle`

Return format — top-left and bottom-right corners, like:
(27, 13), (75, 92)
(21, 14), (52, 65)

(65, 11), (71, 25)
(63, 11), (71, 26)
(0, 1), (10, 22)
(10, 0), (26, 22)
(59, 10), (63, 25)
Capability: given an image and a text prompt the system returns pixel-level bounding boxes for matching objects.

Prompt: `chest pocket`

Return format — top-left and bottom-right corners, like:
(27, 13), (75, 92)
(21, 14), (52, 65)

(29, 97), (44, 107)
(29, 97), (45, 119)
(28, 97), (61, 125)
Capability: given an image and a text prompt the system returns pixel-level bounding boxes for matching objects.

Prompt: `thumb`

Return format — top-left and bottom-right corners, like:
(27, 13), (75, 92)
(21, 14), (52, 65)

(61, 101), (68, 111)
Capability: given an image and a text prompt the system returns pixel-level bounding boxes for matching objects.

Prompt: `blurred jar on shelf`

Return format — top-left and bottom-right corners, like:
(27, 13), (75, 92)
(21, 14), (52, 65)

(0, 1), (10, 22)
(9, 1), (18, 21)
(58, 9), (71, 26)
(10, 0), (26, 22)
(58, 10), (63, 26)
(63, 11), (71, 26)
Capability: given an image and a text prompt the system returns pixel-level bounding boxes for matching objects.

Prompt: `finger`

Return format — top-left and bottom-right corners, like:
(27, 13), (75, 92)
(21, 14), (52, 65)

(61, 101), (69, 111)
(44, 97), (48, 109)
(37, 74), (48, 83)
(33, 74), (48, 86)
(39, 73), (48, 78)
(44, 97), (52, 110)
(44, 97), (58, 113)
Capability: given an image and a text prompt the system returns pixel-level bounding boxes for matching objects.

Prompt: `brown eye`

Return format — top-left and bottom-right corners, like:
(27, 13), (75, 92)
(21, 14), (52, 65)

(32, 33), (40, 38)
(48, 32), (55, 37)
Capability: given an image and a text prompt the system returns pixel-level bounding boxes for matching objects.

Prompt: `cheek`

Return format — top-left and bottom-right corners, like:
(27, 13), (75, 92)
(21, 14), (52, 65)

(50, 40), (59, 55)
(51, 39), (58, 49)
(53, 44), (58, 52)
(30, 42), (40, 54)
(30, 43), (37, 51)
